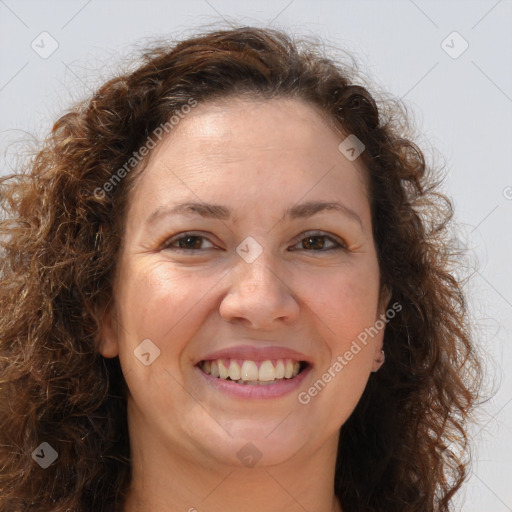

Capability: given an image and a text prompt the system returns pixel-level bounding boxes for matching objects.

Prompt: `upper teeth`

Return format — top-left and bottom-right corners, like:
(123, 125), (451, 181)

(201, 359), (302, 382)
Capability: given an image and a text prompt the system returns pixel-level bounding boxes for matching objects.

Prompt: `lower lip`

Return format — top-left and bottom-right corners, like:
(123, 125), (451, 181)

(195, 364), (312, 399)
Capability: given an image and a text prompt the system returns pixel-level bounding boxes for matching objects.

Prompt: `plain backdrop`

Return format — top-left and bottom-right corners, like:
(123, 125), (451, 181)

(1, 1), (511, 510)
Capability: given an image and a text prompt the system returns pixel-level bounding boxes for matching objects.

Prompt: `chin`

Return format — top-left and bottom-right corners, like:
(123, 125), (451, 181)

(197, 420), (308, 468)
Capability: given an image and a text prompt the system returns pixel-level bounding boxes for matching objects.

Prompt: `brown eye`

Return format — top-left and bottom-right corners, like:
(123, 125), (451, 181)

(162, 233), (215, 251)
(176, 236), (203, 249)
(302, 235), (329, 250)
(290, 232), (346, 252)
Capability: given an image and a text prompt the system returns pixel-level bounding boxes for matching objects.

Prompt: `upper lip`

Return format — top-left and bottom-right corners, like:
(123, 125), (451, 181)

(196, 345), (313, 365)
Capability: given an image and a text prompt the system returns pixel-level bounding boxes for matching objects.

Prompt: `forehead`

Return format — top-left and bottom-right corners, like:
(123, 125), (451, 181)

(126, 97), (369, 221)
(152, 97), (355, 164)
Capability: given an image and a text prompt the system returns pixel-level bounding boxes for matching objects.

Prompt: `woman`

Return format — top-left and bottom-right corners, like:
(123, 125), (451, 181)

(0, 26), (481, 512)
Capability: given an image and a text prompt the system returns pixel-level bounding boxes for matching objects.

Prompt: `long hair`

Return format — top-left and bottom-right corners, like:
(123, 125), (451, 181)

(0, 26), (481, 511)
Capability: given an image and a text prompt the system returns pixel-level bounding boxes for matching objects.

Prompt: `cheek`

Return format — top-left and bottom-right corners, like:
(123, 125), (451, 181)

(299, 270), (382, 429)
(296, 260), (381, 343)
(114, 262), (212, 416)
(115, 261), (208, 366)
(301, 261), (383, 423)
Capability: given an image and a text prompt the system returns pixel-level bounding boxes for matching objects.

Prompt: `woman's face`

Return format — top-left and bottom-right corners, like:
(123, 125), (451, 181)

(99, 97), (389, 468)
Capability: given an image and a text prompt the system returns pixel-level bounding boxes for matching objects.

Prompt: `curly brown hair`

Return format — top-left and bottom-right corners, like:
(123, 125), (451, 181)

(0, 26), (481, 512)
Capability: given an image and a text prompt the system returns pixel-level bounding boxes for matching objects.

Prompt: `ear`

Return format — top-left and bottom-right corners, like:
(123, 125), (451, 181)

(95, 299), (120, 358)
(371, 284), (392, 372)
(377, 284), (392, 316)
(371, 349), (386, 373)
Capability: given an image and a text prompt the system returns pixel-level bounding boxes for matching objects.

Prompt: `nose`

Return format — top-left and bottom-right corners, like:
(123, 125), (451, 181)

(219, 253), (300, 330)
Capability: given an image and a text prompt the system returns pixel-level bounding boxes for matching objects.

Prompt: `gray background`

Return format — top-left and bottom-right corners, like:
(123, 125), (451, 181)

(1, 0), (511, 510)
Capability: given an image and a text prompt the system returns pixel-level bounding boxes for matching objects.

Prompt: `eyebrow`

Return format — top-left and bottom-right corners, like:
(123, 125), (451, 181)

(145, 200), (363, 228)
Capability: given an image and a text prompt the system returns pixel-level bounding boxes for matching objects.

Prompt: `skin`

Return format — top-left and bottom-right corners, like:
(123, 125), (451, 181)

(99, 97), (390, 512)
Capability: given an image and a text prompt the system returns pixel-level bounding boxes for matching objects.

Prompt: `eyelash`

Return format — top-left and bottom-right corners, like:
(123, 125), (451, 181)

(161, 231), (347, 253)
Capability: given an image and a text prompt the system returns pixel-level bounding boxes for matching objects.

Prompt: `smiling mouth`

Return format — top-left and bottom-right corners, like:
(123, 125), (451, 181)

(198, 358), (310, 385)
